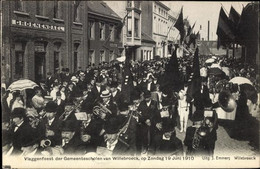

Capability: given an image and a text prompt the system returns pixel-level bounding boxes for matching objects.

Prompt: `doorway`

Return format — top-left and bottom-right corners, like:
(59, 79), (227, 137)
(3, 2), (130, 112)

(35, 52), (46, 83)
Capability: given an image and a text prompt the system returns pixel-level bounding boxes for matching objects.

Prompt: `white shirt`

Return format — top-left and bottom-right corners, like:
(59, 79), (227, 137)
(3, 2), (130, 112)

(146, 100), (151, 107)
(106, 139), (118, 151)
(14, 121), (24, 132)
(147, 82), (152, 91)
(48, 118), (55, 126)
(112, 90), (118, 97)
(162, 134), (171, 141)
(50, 88), (59, 101)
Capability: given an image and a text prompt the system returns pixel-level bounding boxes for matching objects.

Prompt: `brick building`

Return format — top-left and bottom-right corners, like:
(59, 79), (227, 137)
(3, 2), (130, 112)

(1, 1), (123, 84)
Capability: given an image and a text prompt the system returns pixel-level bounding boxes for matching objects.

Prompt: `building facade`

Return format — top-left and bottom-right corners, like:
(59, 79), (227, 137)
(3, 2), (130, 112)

(1, 1), (124, 84)
(87, 1), (123, 67)
(2, 1), (89, 83)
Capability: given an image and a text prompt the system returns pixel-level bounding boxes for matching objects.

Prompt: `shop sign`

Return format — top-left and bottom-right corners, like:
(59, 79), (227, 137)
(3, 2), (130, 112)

(12, 19), (65, 31)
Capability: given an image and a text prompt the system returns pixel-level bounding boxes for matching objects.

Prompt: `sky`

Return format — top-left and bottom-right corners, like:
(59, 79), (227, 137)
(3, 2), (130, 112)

(163, 1), (249, 41)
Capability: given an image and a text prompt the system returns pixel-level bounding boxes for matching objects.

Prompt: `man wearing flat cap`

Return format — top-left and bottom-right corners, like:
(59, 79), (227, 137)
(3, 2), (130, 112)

(10, 108), (37, 155)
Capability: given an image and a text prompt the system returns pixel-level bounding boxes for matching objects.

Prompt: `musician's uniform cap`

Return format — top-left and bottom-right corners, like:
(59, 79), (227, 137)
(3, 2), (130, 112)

(45, 101), (58, 112)
(11, 108), (26, 119)
(100, 90), (111, 98)
(71, 76), (78, 82)
(104, 117), (120, 134)
(61, 120), (76, 132)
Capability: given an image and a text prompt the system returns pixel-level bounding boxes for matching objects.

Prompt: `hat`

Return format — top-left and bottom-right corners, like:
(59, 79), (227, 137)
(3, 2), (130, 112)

(65, 99), (74, 106)
(61, 120), (76, 132)
(192, 110), (205, 122)
(45, 101), (58, 112)
(81, 103), (94, 114)
(71, 76), (78, 82)
(104, 117), (120, 134)
(110, 81), (118, 88)
(118, 102), (129, 112)
(11, 108), (26, 119)
(162, 118), (175, 132)
(79, 72), (85, 76)
(100, 90), (111, 98)
(144, 90), (151, 98)
(161, 99), (170, 107)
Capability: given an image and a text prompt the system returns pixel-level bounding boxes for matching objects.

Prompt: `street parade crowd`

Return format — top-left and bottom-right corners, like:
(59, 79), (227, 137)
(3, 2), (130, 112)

(2, 46), (259, 157)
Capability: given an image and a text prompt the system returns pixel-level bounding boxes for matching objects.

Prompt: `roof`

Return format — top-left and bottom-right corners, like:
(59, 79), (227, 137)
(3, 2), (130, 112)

(155, 1), (171, 11)
(87, 1), (121, 21)
(141, 32), (156, 44)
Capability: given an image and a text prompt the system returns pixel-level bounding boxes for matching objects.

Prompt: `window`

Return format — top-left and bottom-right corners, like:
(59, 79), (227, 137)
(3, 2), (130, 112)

(89, 50), (95, 65)
(127, 17), (132, 37)
(89, 21), (95, 39)
(154, 5), (156, 13)
(127, 0), (132, 8)
(73, 1), (81, 22)
(36, 1), (44, 15)
(15, 0), (26, 12)
(74, 43), (80, 72)
(100, 50), (105, 63)
(109, 25), (114, 41)
(134, 1), (140, 9)
(134, 18), (139, 38)
(154, 17), (156, 33)
(159, 8), (160, 14)
(54, 42), (61, 74)
(54, 0), (62, 19)
(15, 50), (24, 78)
(109, 50), (114, 61)
(99, 22), (105, 40)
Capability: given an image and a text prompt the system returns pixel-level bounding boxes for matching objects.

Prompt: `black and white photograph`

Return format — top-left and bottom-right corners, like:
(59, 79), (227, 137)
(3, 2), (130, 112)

(1, 0), (259, 168)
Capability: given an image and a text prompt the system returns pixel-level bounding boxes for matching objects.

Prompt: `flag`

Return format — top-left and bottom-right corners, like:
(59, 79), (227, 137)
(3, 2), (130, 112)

(185, 22), (196, 45)
(237, 3), (258, 64)
(216, 7), (235, 49)
(161, 47), (183, 92)
(121, 51), (134, 103)
(186, 47), (201, 102)
(229, 6), (240, 43)
(174, 7), (185, 43)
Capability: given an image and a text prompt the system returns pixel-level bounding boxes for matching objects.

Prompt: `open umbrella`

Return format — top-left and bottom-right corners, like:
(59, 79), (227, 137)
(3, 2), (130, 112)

(229, 77), (253, 85)
(7, 79), (39, 91)
(205, 58), (215, 64)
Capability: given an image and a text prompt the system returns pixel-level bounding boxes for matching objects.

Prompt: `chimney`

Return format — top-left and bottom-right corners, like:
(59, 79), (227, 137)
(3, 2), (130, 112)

(208, 20), (210, 41)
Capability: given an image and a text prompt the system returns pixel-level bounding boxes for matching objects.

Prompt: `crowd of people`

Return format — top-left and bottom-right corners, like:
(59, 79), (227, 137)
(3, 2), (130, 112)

(2, 46), (259, 157)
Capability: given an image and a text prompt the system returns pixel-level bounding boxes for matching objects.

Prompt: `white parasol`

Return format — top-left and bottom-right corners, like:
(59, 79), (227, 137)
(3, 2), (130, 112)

(7, 79), (39, 91)
(229, 77), (253, 85)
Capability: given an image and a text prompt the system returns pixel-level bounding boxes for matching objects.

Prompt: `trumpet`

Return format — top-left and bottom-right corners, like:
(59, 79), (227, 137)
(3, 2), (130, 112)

(42, 139), (52, 147)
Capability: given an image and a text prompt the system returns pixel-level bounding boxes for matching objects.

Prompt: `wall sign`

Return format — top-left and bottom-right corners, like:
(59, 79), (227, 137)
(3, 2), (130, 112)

(12, 19), (65, 31)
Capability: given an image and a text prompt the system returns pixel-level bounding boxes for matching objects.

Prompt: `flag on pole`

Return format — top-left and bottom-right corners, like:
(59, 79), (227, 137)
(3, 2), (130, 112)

(229, 6), (240, 43)
(161, 47), (183, 92)
(174, 7), (185, 44)
(186, 47), (201, 102)
(216, 7), (235, 49)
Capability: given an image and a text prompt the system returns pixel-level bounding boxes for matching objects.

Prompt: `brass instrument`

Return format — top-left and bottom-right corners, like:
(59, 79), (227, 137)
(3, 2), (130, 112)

(42, 139), (52, 147)
(93, 102), (112, 116)
(192, 126), (209, 150)
(216, 80), (237, 112)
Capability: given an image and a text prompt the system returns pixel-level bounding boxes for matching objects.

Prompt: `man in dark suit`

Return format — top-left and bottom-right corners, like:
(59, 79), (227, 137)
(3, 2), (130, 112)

(60, 120), (86, 155)
(39, 101), (62, 148)
(154, 118), (183, 156)
(92, 78), (106, 101)
(99, 90), (118, 118)
(136, 90), (158, 154)
(110, 81), (122, 106)
(10, 108), (37, 155)
(45, 72), (55, 92)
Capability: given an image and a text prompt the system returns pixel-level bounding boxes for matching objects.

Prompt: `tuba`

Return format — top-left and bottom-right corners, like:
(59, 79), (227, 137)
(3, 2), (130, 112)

(216, 80), (237, 112)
